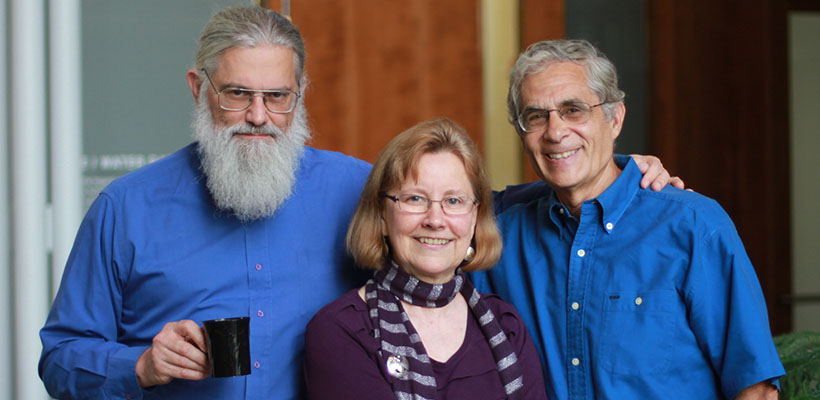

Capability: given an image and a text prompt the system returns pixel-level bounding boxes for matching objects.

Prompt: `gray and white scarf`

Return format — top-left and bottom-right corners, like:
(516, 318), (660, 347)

(365, 261), (524, 400)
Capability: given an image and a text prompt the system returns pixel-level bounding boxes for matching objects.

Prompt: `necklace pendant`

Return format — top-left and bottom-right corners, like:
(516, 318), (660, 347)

(386, 354), (409, 379)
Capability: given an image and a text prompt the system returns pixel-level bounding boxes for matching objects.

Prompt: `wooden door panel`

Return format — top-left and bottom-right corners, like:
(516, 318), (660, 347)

(648, 0), (791, 333)
(284, 0), (482, 164)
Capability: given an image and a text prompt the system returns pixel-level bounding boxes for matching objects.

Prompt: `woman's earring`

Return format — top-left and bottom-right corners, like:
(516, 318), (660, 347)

(464, 246), (475, 263)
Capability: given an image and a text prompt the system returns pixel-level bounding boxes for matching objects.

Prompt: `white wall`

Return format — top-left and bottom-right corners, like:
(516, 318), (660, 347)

(789, 12), (820, 332)
(0, 0), (10, 397)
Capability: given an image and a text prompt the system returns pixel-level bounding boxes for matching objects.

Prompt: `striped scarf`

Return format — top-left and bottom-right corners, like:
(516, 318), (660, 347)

(365, 261), (524, 400)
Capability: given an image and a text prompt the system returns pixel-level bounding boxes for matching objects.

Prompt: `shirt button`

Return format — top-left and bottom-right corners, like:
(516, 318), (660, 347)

(254, 361), (261, 368)
(605, 222), (614, 230)
(571, 302), (580, 310)
(257, 310), (264, 317)
(577, 249), (586, 257)
(255, 264), (262, 270)
(559, 208), (565, 214)
(571, 358), (580, 366)
(635, 297), (643, 306)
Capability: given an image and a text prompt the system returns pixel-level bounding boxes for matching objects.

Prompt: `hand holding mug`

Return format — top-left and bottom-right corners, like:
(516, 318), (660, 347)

(136, 320), (210, 388)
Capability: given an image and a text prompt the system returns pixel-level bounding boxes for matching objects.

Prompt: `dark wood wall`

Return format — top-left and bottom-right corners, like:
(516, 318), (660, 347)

(280, 0), (484, 164)
(648, 0), (792, 334)
(520, 0), (566, 183)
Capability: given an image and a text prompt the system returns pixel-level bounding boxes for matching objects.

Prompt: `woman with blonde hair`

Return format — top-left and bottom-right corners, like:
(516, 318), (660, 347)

(304, 118), (548, 399)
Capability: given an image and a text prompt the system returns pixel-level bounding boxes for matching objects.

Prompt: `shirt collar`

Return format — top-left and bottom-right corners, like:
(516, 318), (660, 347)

(590, 156), (641, 234)
(545, 190), (570, 237)
(545, 155), (641, 234)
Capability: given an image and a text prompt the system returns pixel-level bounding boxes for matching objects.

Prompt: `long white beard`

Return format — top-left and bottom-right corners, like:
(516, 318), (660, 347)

(191, 97), (310, 222)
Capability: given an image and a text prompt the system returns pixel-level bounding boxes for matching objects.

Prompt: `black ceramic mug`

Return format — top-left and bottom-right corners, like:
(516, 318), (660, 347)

(203, 317), (251, 378)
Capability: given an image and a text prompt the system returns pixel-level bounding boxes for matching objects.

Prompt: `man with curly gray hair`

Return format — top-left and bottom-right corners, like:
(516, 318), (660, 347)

(473, 39), (785, 399)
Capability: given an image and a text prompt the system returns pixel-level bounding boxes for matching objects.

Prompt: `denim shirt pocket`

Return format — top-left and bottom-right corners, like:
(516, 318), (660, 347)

(599, 289), (678, 375)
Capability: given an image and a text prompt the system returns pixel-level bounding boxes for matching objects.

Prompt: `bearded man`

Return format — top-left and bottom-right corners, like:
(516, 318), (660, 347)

(39, 7), (680, 400)
(38, 7), (370, 400)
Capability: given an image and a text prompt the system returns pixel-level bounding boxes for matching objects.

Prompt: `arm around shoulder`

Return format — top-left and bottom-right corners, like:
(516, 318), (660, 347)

(492, 153), (683, 215)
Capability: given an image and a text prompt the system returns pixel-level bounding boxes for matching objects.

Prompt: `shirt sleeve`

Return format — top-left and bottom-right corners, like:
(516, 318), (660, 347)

(684, 202), (785, 399)
(39, 193), (148, 400)
(303, 302), (396, 400)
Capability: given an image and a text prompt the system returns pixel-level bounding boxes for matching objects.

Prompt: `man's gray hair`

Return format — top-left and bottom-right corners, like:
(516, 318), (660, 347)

(194, 6), (306, 88)
(507, 39), (625, 132)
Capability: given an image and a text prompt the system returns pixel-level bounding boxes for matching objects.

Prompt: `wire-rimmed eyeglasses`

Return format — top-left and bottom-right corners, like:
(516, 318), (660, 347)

(201, 68), (300, 114)
(380, 192), (478, 216)
(516, 101), (609, 133)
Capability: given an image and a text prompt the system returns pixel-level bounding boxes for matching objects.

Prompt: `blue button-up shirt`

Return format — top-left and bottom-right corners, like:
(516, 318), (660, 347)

(39, 144), (371, 399)
(473, 157), (784, 399)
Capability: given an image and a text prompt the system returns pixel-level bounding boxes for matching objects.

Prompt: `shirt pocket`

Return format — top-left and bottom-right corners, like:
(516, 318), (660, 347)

(599, 289), (677, 375)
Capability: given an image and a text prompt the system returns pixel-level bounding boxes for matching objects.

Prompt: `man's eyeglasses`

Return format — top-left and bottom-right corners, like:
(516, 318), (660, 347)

(380, 192), (478, 216)
(516, 101), (609, 133)
(201, 68), (300, 114)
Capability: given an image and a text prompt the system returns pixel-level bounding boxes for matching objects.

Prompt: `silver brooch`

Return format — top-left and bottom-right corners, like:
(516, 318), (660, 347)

(385, 354), (409, 379)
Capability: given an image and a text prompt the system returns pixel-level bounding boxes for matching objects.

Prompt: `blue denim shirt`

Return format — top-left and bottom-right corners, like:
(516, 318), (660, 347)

(39, 144), (371, 399)
(474, 157), (784, 399)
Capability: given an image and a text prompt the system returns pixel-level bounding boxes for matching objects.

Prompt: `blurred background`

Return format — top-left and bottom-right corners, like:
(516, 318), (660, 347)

(0, 0), (817, 398)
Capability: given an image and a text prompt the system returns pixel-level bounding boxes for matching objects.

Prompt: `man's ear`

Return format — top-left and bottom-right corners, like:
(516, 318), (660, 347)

(609, 102), (626, 140)
(186, 69), (203, 103)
